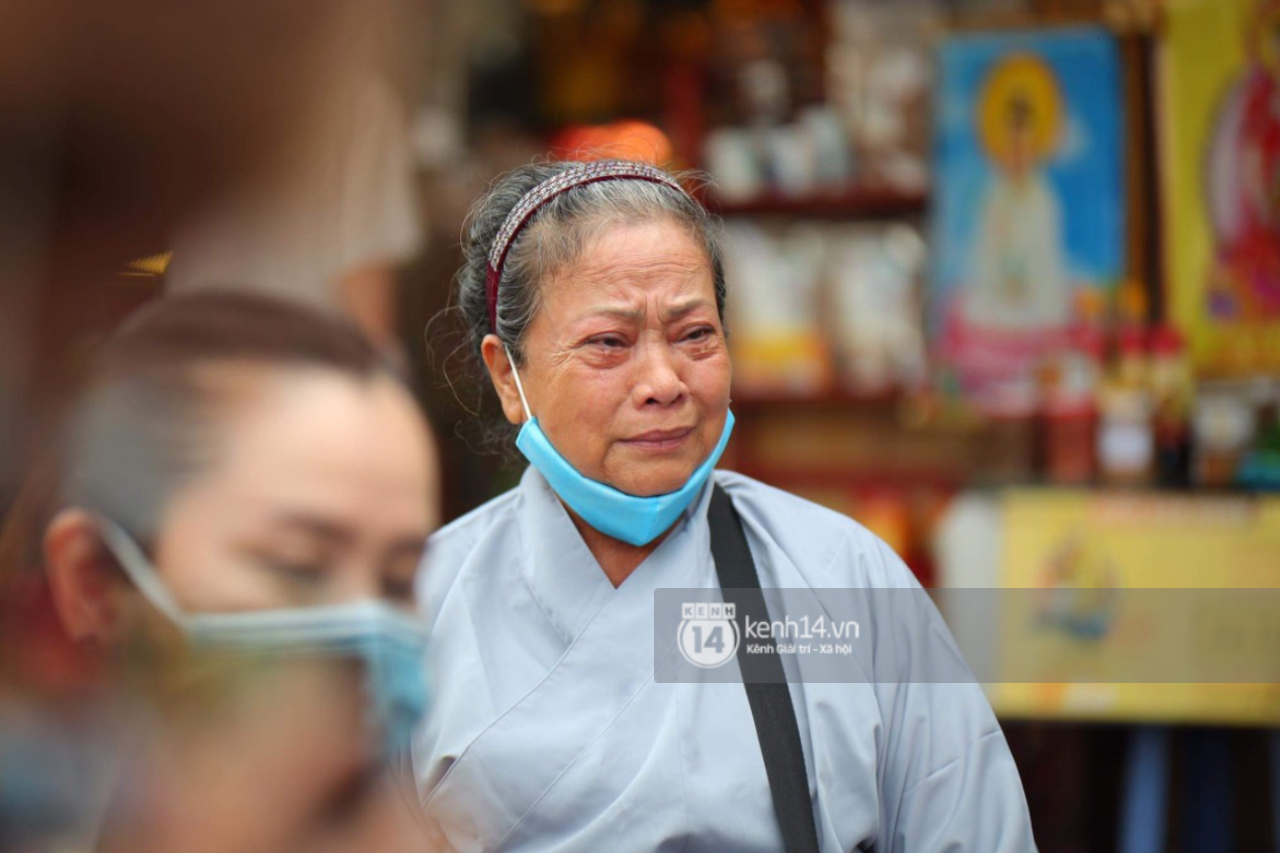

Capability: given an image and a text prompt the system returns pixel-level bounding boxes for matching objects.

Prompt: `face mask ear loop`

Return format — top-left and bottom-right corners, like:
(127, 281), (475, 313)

(504, 345), (534, 423)
(94, 515), (188, 625)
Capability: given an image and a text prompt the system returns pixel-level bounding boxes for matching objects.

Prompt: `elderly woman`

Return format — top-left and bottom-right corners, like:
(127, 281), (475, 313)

(416, 160), (1036, 853)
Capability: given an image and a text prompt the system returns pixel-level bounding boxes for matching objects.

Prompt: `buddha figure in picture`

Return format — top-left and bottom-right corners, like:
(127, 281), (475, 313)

(1206, 0), (1280, 321)
(964, 53), (1071, 335)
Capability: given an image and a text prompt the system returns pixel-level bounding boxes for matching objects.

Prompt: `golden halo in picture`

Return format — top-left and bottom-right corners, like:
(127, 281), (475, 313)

(976, 53), (1064, 167)
(1249, 0), (1280, 73)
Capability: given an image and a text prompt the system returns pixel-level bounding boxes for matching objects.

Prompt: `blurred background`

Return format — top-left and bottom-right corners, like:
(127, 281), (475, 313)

(1, 0), (1279, 851)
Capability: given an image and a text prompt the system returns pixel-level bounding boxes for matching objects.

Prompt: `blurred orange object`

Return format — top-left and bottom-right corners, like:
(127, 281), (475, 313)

(551, 120), (674, 166)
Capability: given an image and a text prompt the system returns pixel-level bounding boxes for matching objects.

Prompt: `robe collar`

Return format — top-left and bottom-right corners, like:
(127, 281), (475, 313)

(515, 464), (717, 646)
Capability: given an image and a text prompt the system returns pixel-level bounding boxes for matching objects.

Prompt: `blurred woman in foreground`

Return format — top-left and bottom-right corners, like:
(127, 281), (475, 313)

(0, 293), (439, 853)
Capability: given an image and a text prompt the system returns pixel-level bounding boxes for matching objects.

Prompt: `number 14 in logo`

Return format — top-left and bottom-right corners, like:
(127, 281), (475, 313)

(677, 602), (740, 669)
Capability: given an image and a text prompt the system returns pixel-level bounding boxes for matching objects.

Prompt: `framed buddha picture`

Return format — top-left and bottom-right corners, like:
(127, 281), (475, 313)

(931, 27), (1125, 413)
(1161, 0), (1280, 375)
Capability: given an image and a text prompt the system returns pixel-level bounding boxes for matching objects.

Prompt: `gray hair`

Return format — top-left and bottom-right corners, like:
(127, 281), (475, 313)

(456, 160), (727, 368)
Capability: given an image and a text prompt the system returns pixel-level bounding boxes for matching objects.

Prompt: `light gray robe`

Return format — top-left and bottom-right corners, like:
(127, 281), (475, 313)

(413, 467), (1036, 852)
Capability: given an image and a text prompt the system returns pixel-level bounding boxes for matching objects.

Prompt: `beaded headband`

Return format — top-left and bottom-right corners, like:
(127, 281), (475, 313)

(484, 160), (691, 332)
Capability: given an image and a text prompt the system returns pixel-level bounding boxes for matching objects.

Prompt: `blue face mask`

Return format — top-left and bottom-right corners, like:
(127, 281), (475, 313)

(96, 517), (430, 760)
(506, 347), (735, 547)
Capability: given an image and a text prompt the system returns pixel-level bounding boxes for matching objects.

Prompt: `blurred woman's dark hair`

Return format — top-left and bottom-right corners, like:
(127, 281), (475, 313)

(0, 292), (395, 689)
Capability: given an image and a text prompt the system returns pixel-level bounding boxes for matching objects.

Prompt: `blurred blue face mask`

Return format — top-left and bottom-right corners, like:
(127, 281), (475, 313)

(505, 347), (734, 547)
(95, 517), (430, 760)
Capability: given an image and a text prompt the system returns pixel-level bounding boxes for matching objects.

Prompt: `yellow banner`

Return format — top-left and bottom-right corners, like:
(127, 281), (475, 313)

(987, 489), (1280, 724)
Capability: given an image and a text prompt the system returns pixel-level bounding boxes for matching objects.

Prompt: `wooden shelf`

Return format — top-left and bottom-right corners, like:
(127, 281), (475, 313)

(703, 187), (929, 219)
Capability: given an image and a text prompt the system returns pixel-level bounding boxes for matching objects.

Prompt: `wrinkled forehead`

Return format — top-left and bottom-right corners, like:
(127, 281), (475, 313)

(530, 209), (711, 277)
(534, 218), (715, 311)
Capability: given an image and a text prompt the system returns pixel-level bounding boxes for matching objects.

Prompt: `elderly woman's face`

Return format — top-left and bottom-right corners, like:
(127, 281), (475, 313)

(508, 218), (731, 497)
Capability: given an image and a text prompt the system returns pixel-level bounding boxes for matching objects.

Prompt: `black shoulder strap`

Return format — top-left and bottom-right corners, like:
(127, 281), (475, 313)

(708, 484), (821, 853)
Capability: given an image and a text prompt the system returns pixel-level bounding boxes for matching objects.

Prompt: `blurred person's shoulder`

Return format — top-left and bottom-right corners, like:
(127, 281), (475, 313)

(712, 470), (920, 591)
